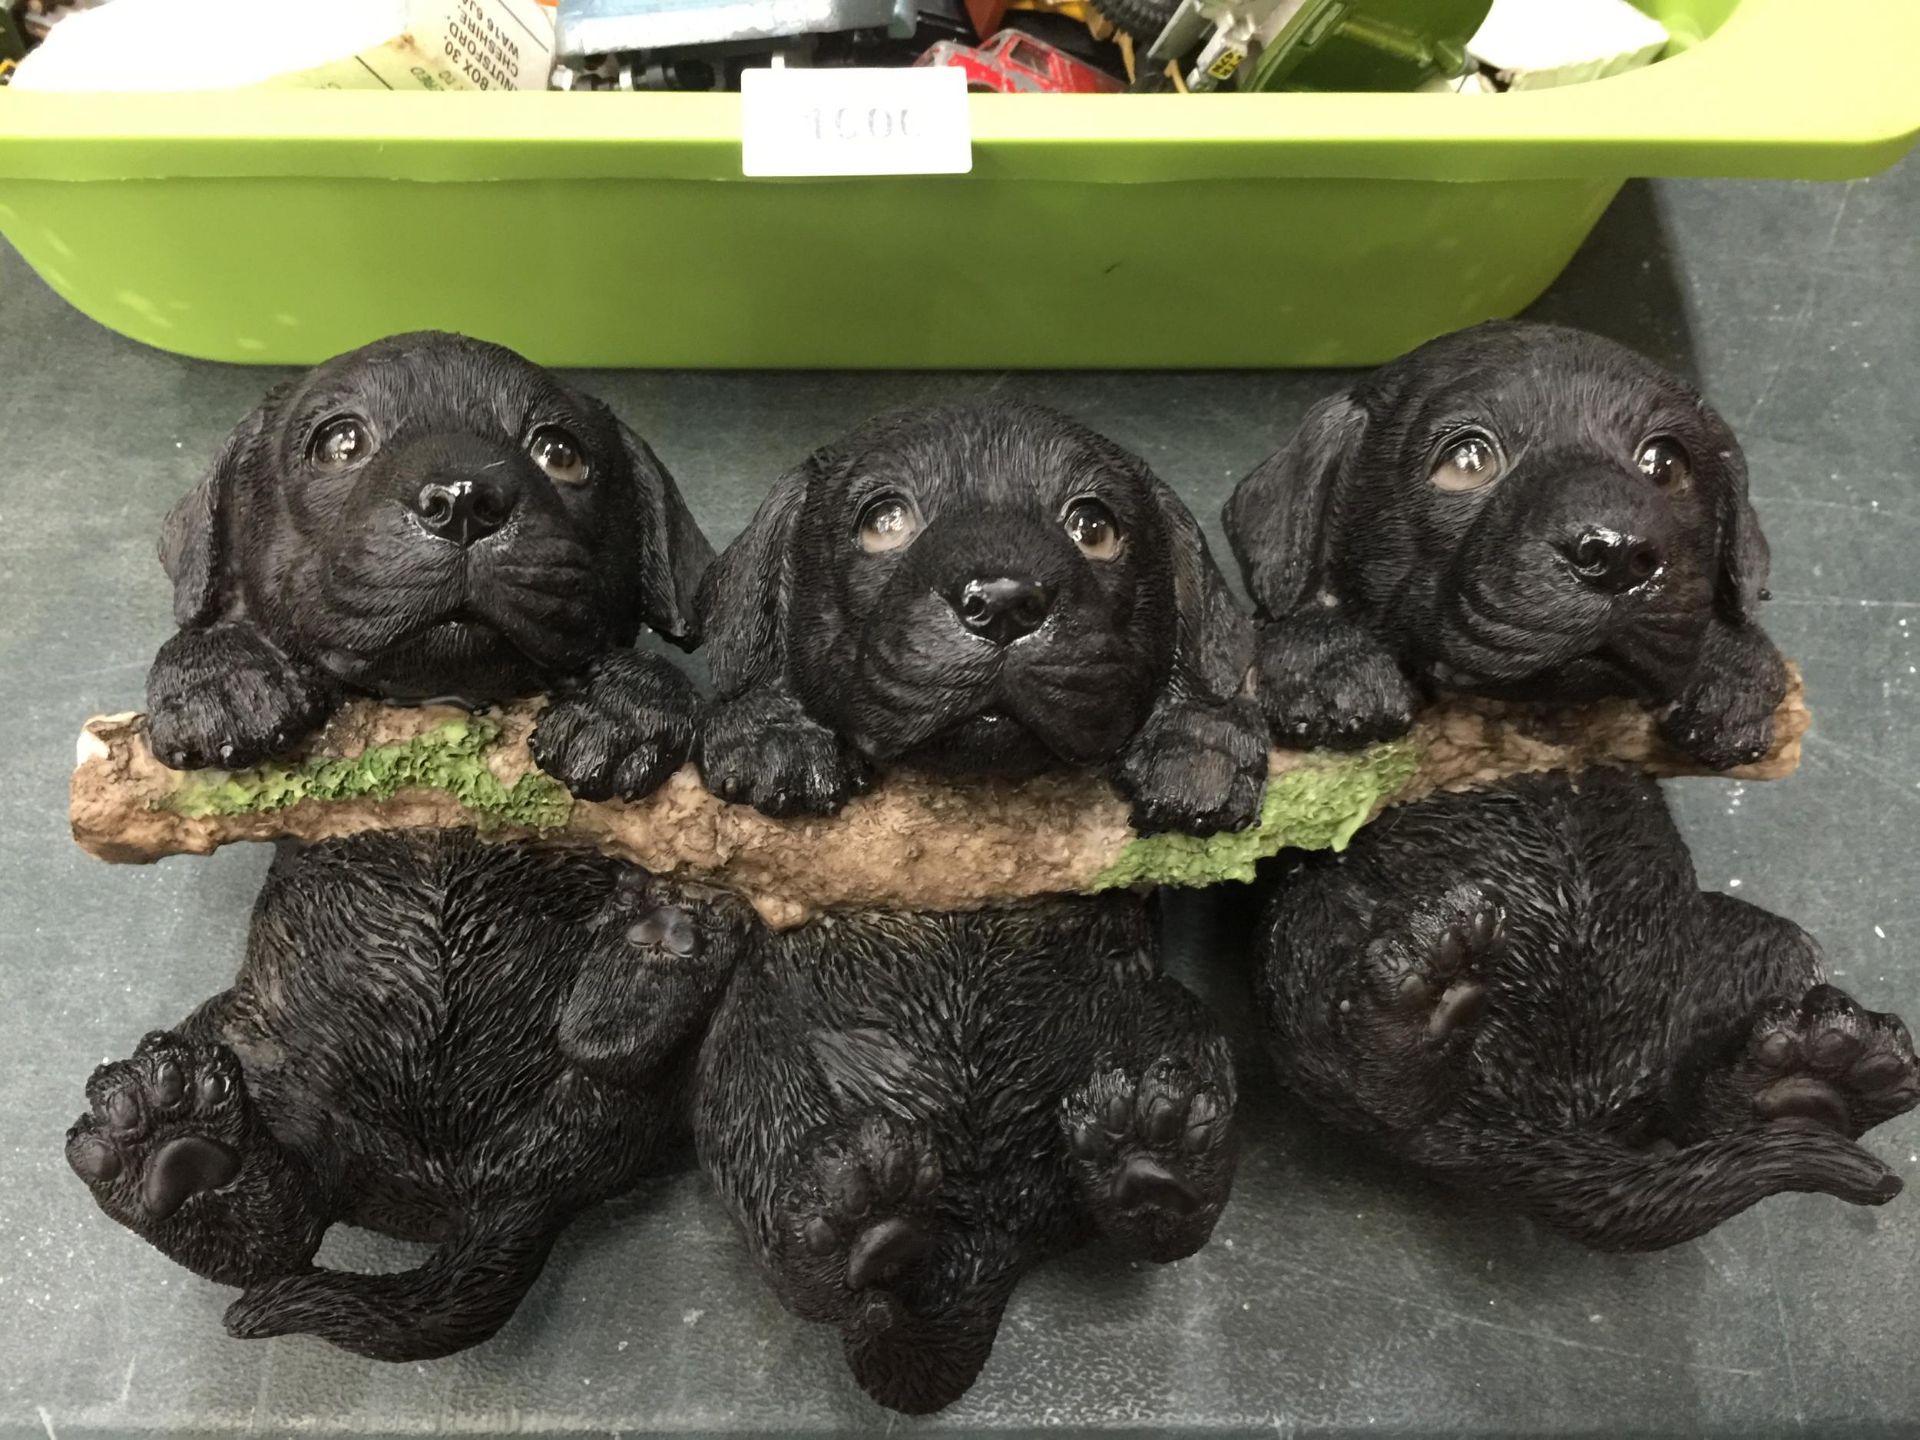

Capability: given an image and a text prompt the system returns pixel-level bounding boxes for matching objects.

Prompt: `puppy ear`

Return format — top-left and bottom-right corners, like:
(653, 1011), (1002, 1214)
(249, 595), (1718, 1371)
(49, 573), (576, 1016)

(1223, 394), (1367, 620)
(1705, 435), (1771, 623)
(617, 423), (715, 650)
(696, 460), (813, 699)
(158, 396), (280, 629)
(1145, 474), (1256, 706)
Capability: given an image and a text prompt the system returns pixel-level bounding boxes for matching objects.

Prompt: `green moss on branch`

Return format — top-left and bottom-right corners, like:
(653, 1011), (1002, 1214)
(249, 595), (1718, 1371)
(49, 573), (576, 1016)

(1092, 740), (1421, 892)
(160, 716), (574, 833)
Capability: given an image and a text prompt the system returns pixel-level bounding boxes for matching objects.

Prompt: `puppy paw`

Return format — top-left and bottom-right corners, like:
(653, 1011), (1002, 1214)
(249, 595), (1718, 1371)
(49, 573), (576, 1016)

(1324, 884), (1503, 1127)
(1254, 616), (1416, 751)
(1065, 1057), (1233, 1263)
(559, 870), (754, 1081)
(699, 690), (872, 818)
(1728, 987), (1920, 1135)
(602, 866), (756, 962)
(1659, 690), (1777, 770)
(1114, 697), (1268, 837)
(1659, 621), (1788, 769)
(783, 1116), (942, 1300)
(530, 650), (698, 801)
(146, 625), (339, 771)
(1352, 883), (1503, 1041)
(67, 1031), (246, 1226)
(67, 1033), (323, 1287)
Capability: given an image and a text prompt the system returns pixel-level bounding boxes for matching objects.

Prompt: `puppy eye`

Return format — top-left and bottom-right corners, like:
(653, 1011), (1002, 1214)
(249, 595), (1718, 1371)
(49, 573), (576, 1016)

(1063, 497), (1122, 561)
(1636, 436), (1692, 492)
(856, 494), (921, 554)
(529, 426), (590, 486)
(309, 416), (373, 470)
(1430, 432), (1503, 492)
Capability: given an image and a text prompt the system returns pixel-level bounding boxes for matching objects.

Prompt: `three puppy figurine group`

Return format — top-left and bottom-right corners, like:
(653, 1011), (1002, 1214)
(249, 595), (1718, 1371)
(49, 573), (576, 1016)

(66, 324), (1917, 1414)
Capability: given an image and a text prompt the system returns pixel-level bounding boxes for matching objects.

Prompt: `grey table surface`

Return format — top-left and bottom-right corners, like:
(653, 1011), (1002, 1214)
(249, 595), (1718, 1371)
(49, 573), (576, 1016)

(0, 157), (1915, 1440)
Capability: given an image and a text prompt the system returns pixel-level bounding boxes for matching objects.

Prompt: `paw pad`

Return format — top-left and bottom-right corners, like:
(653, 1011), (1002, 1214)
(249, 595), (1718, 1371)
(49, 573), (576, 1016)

(1746, 986), (1920, 1132)
(1359, 884), (1503, 1042)
(1064, 1057), (1233, 1263)
(792, 1117), (941, 1294)
(625, 905), (700, 958)
(67, 1031), (246, 1222)
(1066, 1061), (1227, 1213)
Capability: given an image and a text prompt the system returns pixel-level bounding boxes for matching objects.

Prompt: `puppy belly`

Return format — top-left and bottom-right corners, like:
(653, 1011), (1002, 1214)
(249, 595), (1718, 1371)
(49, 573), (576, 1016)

(699, 899), (1165, 1250)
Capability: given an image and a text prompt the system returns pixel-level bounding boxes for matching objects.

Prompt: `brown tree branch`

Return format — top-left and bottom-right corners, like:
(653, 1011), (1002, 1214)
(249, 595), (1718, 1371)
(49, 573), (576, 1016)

(72, 669), (1807, 927)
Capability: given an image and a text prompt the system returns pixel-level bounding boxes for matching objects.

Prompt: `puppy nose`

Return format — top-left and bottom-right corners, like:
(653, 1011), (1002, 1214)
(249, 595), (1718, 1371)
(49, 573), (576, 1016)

(952, 576), (1053, 645)
(1561, 527), (1662, 594)
(412, 478), (514, 547)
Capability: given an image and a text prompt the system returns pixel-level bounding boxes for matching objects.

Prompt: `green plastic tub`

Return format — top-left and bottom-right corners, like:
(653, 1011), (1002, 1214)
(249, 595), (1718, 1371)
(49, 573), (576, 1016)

(0, 0), (1914, 368)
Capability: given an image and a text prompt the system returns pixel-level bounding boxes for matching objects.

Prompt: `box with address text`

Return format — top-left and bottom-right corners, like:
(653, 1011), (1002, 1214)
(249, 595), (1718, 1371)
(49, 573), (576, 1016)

(10, 0), (554, 92)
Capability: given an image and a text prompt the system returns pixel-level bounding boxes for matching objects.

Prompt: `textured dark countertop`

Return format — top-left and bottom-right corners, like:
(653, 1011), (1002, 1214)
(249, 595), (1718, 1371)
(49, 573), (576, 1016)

(0, 157), (1914, 1438)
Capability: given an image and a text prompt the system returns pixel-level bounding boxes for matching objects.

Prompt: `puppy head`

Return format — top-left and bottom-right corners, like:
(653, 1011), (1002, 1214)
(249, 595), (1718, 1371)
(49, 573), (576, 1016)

(160, 332), (710, 703)
(702, 401), (1249, 778)
(1228, 322), (1770, 701)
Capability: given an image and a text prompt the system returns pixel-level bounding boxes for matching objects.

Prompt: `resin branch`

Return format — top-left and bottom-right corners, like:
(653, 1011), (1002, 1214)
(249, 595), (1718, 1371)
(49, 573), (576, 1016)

(72, 669), (1807, 928)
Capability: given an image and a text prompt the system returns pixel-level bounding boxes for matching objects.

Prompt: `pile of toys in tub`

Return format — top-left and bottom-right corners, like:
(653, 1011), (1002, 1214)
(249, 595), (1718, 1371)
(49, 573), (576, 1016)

(3, 0), (1680, 97)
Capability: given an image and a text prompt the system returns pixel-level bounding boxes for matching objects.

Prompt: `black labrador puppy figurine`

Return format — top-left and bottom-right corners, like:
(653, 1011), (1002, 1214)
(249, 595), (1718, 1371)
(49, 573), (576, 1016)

(65, 832), (752, 1360)
(1257, 767), (1919, 1251)
(1225, 322), (1788, 770)
(693, 403), (1248, 1412)
(696, 896), (1237, 1413)
(147, 331), (713, 800)
(695, 399), (1268, 835)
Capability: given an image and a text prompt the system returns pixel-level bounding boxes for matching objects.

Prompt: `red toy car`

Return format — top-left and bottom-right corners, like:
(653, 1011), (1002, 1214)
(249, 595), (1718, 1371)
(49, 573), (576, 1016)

(914, 29), (1123, 92)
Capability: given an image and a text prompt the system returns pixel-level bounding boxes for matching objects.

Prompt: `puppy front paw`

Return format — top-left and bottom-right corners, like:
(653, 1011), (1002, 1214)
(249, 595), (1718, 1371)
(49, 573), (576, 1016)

(1659, 623), (1788, 769)
(530, 650), (698, 802)
(1114, 697), (1268, 836)
(1254, 615), (1416, 751)
(1660, 704), (1773, 771)
(146, 625), (339, 771)
(698, 690), (872, 818)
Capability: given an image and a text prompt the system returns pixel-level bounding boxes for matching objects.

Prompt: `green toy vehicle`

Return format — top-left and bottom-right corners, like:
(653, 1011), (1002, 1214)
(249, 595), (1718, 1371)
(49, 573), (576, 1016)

(1139, 0), (1491, 93)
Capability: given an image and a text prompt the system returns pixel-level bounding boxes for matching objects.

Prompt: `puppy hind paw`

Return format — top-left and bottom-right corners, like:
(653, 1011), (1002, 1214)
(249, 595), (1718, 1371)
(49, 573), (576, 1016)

(1349, 882), (1504, 1044)
(68, 1032), (247, 1226)
(783, 1117), (942, 1303)
(1065, 1058), (1233, 1263)
(529, 651), (697, 802)
(145, 626), (338, 771)
(1736, 987), (1920, 1135)
(604, 868), (755, 955)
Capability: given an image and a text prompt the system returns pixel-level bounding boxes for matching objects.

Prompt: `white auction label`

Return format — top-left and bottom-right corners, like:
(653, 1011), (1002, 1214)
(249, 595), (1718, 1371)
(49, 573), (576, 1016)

(740, 66), (972, 178)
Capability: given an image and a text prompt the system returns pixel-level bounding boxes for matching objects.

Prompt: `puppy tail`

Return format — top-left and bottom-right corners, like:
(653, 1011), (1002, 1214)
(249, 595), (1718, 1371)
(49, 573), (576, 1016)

(1444, 1124), (1901, 1253)
(222, 1211), (556, 1361)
